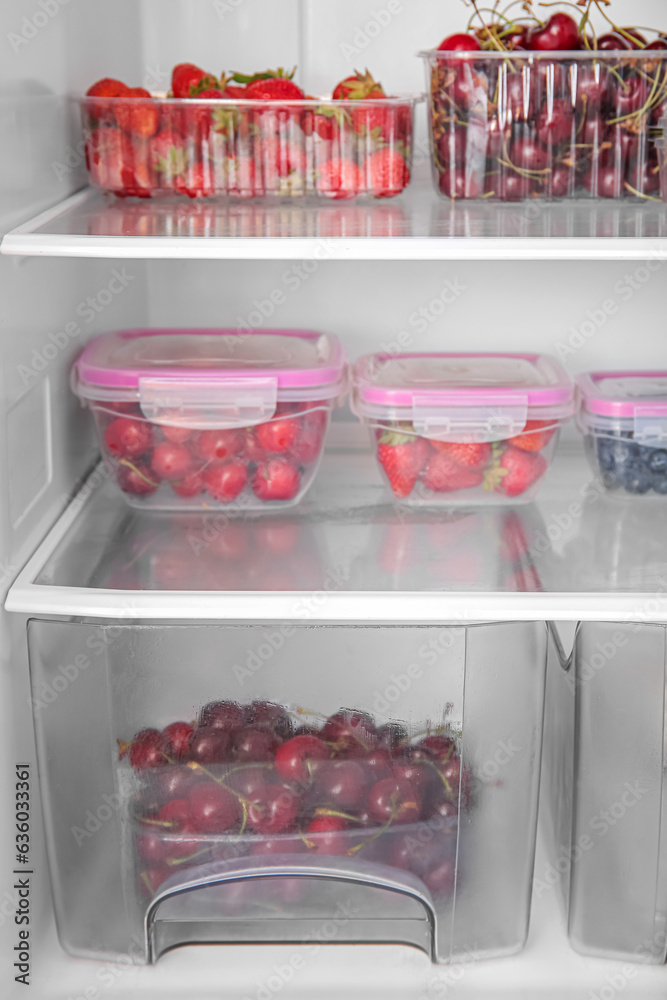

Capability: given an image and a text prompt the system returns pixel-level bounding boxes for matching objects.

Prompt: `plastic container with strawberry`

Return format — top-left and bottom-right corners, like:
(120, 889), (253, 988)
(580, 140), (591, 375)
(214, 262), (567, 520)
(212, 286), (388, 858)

(82, 65), (419, 200)
(421, 0), (667, 203)
(71, 328), (347, 511)
(576, 369), (667, 497)
(351, 352), (574, 506)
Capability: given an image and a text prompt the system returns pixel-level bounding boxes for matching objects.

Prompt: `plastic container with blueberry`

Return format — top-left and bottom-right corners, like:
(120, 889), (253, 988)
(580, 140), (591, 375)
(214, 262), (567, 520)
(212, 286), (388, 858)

(576, 371), (667, 497)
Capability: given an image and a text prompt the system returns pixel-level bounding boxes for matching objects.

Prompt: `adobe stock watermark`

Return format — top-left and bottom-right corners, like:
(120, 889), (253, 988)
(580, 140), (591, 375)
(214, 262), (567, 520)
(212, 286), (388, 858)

(71, 791), (123, 847)
(17, 267), (135, 387)
(420, 946), (483, 997)
(371, 627), (458, 719)
(7, 0), (73, 54)
(65, 931), (146, 999)
(376, 277), (468, 363)
(339, 2), (403, 61)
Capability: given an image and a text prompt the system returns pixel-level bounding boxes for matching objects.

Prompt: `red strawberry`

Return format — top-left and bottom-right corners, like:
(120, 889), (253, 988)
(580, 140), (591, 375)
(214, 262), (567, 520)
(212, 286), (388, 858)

(115, 88), (159, 138)
(377, 432), (431, 498)
(429, 440), (491, 470)
(225, 154), (260, 197)
(252, 458), (301, 501)
(316, 158), (362, 199)
(486, 446), (547, 497)
(175, 161), (216, 198)
(351, 94), (390, 137)
(333, 70), (385, 100)
(86, 128), (125, 191)
(508, 419), (556, 452)
(422, 452), (483, 492)
(85, 77), (129, 120)
(150, 128), (187, 188)
(241, 69), (304, 101)
(365, 149), (410, 197)
(171, 63), (218, 99)
(221, 85), (247, 98)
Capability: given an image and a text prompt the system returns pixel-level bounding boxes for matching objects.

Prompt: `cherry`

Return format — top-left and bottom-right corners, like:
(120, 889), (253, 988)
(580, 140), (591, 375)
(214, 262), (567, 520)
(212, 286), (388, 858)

(138, 866), (169, 899)
(188, 782), (240, 833)
(251, 457), (301, 502)
(199, 700), (244, 732)
(158, 798), (195, 836)
(620, 28), (646, 49)
(304, 815), (349, 855)
(627, 156), (660, 195)
(596, 32), (632, 51)
(195, 428), (244, 463)
(275, 734), (329, 784)
(127, 729), (170, 770)
(246, 785), (299, 834)
(150, 441), (193, 480)
(376, 723), (408, 752)
(613, 76), (647, 116)
(438, 127), (467, 167)
(118, 461), (160, 496)
(171, 471), (205, 498)
(249, 834), (306, 857)
(494, 171), (533, 202)
(227, 765), (271, 799)
(603, 125), (639, 163)
(504, 26), (530, 50)
(190, 726), (233, 764)
(160, 425), (193, 444)
(529, 13), (579, 51)
(289, 423), (324, 466)
(449, 66), (486, 110)
(105, 417), (153, 459)
(510, 138), (548, 171)
(155, 765), (199, 802)
(162, 721), (193, 759)
(438, 167), (483, 199)
(233, 726), (280, 763)
(203, 459), (247, 502)
(359, 748), (393, 783)
(367, 778), (422, 825)
(321, 709), (377, 755)
(136, 828), (166, 864)
(505, 72), (536, 121)
(244, 701), (293, 740)
(438, 33), (481, 53)
(315, 760), (367, 810)
(420, 734), (456, 762)
(583, 164), (623, 198)
(242, 430), (267, 464)
(575, 66), (609, 111)
(428, 796), (459, 822)
(646, 39), (667, 50)
(536, 98), (574, 145)
(392, 754), (432, 795)
(255, 418), (300, 454)
(423, 858), (456, 896)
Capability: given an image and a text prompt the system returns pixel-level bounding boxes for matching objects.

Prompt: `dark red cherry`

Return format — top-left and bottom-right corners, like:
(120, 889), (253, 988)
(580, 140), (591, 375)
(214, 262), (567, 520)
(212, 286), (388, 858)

(127, 729), (170, 770)
(359, 748), (393, 783)
(439, 167), (483, 199)
(244, 701), (293, 741)
(321, 709), (377, 755)
(575, 66), (609, 110)
(583, 164), (623, 198)
(274, 735), (330, 784)
(188, 782), (240, 833)
(199, 700), (244, 732)
(438, 127), (467, 167)
(423, 857), (456, 896)
(427, 795), (459, 823)
(437, 32), (481, 53)
(505, 71), (537, 120)
(596, 32), (632, 51)
(162, 721), (193, 760)
(536, 97), (574, 144)
(620, 28), (646, 49)
(448, 66), (487, 110)
(190, 726), (233, 764)
(494, 171), (533, 202)
(304, 815), (349, 856)
(246, 785), (299, 834)
(118, 461), (160, 496)
(154, 765), (200, 802)
(529, 13), (579, 51)
(613, 76), (647, 116)
(249, 834), (306, 857)
(138, 866), (169, 898)
(549, 164), (574, 198)
(392, 755), (433, 795)
(367, 778), (422, 825)
(227, 765), (272, 799)
(315, 761), (367, 810)
(135, 829), (166, 863)
(420, 735), (456, 762)
(627, 156), (660, 195)
(234, 726), (280, 763)
(375, 723), (409, 753)
(510, 137), (549, 171)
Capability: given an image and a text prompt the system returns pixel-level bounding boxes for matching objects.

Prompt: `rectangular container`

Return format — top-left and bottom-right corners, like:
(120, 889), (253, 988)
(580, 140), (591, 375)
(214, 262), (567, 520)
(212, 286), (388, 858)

(27, 619), (550, 965)
(351, 352), (574, 506)
(71, 328), (346, 511)
(555, 621), (667, 962)
(420, 50), (667, 202)
(81, 95), (419, 200)
(576, 370), (667, 497)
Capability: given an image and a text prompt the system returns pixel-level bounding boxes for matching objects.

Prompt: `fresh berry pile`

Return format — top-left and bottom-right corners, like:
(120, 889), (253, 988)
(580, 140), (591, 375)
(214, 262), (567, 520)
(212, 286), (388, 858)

(121, 702), (466, 903)
(374, 420), (558, 502)
(92, 401), (329, 508)
(83, 66), (414, 200)
(426, 1), (667, 202)
(588, 432), (667, 495)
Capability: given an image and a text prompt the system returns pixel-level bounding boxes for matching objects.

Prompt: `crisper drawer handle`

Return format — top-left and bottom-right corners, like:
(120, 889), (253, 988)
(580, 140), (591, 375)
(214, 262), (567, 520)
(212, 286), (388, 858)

(634, 404), (667, 445)
(138, 376), (278, 430)
(412, 392), (528, 443)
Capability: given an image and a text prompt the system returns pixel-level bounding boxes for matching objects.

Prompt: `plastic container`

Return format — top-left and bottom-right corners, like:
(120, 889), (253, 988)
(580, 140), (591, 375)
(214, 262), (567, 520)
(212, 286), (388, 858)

(655, 113), (667, 201)
(26, 618), (552, 964)
(80, 94), (420, 200)
(71, 328), (346, 511)
(576, 370), (667, 498)
(351, 352), (574, 505)
(419, 50), (667, 203)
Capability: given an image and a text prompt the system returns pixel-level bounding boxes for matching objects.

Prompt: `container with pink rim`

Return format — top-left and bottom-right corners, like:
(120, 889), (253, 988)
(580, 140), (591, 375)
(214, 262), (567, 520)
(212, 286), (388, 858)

(351, 352), (574, 506)
(576, 370), (667, 498)
(72, 328), (347, 510)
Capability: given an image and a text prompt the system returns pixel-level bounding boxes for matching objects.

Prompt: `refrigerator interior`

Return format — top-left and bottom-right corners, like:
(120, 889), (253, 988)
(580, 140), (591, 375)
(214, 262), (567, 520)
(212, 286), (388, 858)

(1, 0), (667, 996)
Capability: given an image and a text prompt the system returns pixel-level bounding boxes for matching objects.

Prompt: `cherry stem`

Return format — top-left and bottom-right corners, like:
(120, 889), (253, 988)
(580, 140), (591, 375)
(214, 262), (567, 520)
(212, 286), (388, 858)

(624, 181), (662, 201)
(313, 807), (359, 822)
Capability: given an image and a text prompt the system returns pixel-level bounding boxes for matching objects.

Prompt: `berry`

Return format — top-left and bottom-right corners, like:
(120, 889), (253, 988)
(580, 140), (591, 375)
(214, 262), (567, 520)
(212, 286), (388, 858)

(199, 700), (244, 731)
(251, 457), (301, 501)
(367, 778), (421, 825)
(115, 87), (159, 138)
(255, 418), (300, 454)
(365, 149), (409, 197)
(126, 729), (170, 770)
(536, 98), (574, 145)
(647, 449), (667, 475)
(105, 417), (153, 459)
(304, 816), (349, 855)
(244, 75), (304, 101)
(420, 734), (456, 762)
(162, 721), (194, 759)
(422, 452), (483, 492)
(246, 785), (299, 834)
(332, 70), (385, 100)
(377, 432), (431, 498)
(275, 735), (329, 784)
(234, 726), (280, 763)
(170, 471), (205, 498)
(508, 420), (556, 452)
(316, 158), (362, 199)
(437, 33), (481, 52)
(161, 425), (192, 444)
(171, 63), (218, 99)
(203, 459), (247, 502)
(429, 440), (491, 470)
(188, 782), (240, 833)
(529, 13), (579, 51)
(190, 726), (233, 764)
(245, 701), (293, 740)
(322, 710), (377, 755)
(150, 441), (193, 481)
(315, 761), (367, 809)
(196, 428), (244, 463)
(118, 461), (160, 496)
(487, 446), (547, 497)
(510, 138), (549, 172)
(85, 77), (129, 119)
(150, 128), (187, 187)
(623, 460), (652, 494)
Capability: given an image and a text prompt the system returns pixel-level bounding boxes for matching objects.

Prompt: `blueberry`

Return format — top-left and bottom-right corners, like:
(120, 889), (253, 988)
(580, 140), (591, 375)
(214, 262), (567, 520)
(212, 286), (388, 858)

(623, 461), (653, 495)
(610, 439), (639, 470)
(647, 449), (667, 475)
(653, 474), (667, 495)
(596, 436), (616, 473)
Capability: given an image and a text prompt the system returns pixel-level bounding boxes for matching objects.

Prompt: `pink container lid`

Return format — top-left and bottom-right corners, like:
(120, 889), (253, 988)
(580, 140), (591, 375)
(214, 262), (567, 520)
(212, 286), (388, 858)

(74, 328), (345, 393)
(576, 370), (667, 418)
(353, 352), (573, 408)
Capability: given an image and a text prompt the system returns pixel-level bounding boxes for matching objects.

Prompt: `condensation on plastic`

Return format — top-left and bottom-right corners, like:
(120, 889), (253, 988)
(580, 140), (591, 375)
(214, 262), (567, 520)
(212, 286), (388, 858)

(80, 95), (420, 201)
(420, 51), (667, 203)
(26, 620), (548, 965)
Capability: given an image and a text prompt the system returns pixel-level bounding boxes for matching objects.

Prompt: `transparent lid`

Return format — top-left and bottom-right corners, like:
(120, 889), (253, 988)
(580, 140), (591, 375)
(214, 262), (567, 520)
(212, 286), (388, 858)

(576, 371), (667, 418)
(352, 352), (573, 443)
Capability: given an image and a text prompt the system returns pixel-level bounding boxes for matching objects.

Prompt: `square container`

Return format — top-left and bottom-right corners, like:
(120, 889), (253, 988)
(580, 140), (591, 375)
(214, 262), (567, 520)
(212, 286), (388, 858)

(80, 95), (419, 200)
(576, 370), (667, 498)
(72, 328), (346, 511)
(351, 352), (574, 505)
(543, 621), (667, 963)
(26, 618), (550, 965)
(419, 50), (666, 203)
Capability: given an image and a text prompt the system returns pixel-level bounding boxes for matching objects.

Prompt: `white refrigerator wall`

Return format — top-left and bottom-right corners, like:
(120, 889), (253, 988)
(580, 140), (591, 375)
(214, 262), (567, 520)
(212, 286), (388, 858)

(1, 0), (667, 997)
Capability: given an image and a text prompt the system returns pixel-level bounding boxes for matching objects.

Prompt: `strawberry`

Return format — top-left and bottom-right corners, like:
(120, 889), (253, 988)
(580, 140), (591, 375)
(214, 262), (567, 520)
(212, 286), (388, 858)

(225, 154), (260, 198)
(150, 128), (187, 188)
(221, 85), (248, 98)
(115, 87), (159, 138)
(231, 68), (304, 101)
(422, 452), (484, 492)
(316, 158), (362, 199)
(85, 78), (129, 120)
(350, 93), (390, 138)
(86, 127), (125, 191)
(365, 149), (410, 197)
(485, 446), (547, 497)
(429, 440), (491, 470)
(377, 432), (431, 498)
(175, 161), (216, 198)
(118, 134), (152, 194)
(171, 63), (219, 98)
(183, 87), (226, 141)
(508, 419), (556, 452)
(252, 457), (301, 501)
(333, 70), (385, 100)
